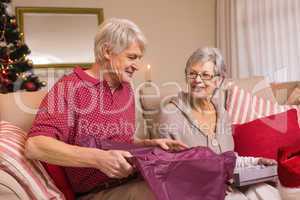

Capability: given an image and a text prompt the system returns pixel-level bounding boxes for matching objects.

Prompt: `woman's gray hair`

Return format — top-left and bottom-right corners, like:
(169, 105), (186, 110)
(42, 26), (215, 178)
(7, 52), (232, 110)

(94, 18), (147, 64)
(185, 47), (226, 77)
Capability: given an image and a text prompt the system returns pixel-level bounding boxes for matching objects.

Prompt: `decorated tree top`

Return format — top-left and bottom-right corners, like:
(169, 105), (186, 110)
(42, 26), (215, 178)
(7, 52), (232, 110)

(0, 0), (46, 93)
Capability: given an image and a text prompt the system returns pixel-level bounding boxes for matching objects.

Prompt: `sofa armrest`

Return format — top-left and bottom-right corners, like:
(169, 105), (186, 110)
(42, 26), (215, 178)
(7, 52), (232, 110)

(271, 81), (300, 104)
(0, 185), (21, 200)
(0, 170), (30, 200)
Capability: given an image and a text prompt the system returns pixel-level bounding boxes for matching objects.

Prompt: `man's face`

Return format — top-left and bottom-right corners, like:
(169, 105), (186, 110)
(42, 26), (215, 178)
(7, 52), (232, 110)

(108, 41), (143, 83)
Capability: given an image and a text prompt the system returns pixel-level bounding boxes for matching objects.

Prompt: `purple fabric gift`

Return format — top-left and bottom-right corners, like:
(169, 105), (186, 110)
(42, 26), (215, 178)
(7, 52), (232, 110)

(99, 140), (236, 200)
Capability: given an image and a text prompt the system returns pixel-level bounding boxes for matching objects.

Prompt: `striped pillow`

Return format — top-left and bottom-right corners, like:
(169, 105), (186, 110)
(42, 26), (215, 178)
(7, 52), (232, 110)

(227, 85), (300, 124)
(0, 121), (65, 200)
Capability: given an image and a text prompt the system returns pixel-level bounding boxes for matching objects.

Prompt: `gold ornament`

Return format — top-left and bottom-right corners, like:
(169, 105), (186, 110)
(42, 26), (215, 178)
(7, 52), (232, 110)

(28, 60), (33, 66)
(10, 19), (16, 25)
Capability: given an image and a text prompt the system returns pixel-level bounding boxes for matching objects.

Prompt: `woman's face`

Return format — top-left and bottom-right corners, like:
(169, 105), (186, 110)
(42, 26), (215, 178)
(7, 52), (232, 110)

(186, 61), (218, 99)
(105, 41), (143, 83)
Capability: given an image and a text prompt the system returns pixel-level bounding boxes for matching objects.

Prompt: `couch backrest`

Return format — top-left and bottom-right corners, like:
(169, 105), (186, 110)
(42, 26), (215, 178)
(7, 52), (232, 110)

(271, 81), (300, 105)
(139, 76), (276, 138)
(0, 76), (277, 138)
(0, 90), (47, 133)
(229, 76), (276, 102)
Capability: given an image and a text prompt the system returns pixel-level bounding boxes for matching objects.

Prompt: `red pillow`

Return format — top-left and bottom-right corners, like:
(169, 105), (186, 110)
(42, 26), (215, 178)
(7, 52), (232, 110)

(233, 109), (300, 160)
(277, 145), (300, 188)
(42, 163), (75, 200)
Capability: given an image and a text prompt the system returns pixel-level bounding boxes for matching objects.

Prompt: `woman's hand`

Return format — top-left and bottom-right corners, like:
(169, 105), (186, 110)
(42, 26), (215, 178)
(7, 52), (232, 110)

(258, 158), (277, 166)
(225, 179), (234, 195)
(142, 138), (188, 151)
(93, 149), (133, 179)
(225, 185), (234, 195)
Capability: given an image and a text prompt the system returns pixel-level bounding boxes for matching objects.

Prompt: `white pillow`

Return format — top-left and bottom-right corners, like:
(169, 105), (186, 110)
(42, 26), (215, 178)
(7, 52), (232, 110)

(227, 85), (300, 125)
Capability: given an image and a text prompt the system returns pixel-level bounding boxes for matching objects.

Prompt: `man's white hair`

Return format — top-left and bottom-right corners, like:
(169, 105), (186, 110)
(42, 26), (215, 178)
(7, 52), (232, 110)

(94, 18), (147, 64)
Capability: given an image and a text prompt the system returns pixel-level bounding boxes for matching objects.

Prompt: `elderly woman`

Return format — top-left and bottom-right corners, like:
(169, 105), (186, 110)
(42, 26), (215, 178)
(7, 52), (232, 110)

(157, 47), (281, 200)
(25, 18), (186, 200)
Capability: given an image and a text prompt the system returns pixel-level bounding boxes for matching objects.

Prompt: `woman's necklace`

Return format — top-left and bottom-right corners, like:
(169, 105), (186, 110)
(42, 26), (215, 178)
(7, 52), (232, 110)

(187, 93), (223, 152)
(191, 102), (217, 138)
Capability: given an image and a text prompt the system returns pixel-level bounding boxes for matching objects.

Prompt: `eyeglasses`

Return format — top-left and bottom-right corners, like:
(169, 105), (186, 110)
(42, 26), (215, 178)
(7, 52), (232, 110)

(186, 71), (219, 81)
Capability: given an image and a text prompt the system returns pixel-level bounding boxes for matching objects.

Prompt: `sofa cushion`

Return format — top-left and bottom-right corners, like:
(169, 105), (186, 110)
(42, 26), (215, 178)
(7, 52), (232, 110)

(229, 76), (277, 103)
(227, 85), (300, 125)
(139, 83), (181, 111)
(0, 91), (47, 133)
(233, 109), (300, 160)
(0, 121), (64, 199)
(287, 86), (300, 105)
(0, 185), (21, 200)
(139, 83), (181, 138)
(0, 170), (29, 200)
(271, 81), (300, 105)
(278, 183), (300, 200)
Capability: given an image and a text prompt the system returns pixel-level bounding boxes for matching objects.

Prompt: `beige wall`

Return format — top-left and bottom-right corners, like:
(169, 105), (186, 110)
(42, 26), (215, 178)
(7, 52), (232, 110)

(13, 0), (216, 89)
(12, 0), (216, 138)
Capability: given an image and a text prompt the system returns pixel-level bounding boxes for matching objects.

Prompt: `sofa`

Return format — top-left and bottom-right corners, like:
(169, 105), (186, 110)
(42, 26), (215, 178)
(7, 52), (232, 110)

(0, 76), (299, 199)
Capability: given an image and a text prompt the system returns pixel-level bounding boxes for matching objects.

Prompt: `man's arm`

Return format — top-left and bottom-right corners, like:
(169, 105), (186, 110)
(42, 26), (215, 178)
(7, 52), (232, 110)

(25, 136), (99, 167)
(25, 136), (133, 178)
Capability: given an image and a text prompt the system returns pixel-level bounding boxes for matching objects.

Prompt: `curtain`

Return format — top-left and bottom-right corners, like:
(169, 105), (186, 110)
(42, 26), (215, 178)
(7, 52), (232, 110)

(217, 0), (300, 82)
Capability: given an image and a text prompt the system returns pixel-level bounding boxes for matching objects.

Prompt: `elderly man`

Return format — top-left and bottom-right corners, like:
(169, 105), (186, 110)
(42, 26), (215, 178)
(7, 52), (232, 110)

(25, 18), (186, 200)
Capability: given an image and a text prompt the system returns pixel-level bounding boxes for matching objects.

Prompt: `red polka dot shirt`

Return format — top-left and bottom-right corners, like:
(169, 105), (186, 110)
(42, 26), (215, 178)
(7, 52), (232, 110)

(28, 66), (136, 194)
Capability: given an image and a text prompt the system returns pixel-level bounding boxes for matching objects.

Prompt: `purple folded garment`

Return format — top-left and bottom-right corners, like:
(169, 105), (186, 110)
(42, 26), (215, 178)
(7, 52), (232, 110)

(99, 140), (236, 200)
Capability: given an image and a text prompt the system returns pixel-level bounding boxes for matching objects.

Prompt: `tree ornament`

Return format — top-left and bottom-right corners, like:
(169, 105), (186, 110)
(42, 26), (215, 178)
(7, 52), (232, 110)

(0, 41), (6, 47)
(9, 17), (16, 25)
(24, 81), (37, 91)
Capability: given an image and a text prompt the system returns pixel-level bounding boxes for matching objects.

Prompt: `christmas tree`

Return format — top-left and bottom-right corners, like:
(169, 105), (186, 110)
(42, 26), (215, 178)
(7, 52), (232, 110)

(0, 0), (45, 93)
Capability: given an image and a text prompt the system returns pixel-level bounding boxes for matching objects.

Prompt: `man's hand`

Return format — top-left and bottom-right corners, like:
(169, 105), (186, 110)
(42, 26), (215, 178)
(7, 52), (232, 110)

(258, 158), (277, 166)
(142, 138), (188, 151)
(94, 150), (133, 179)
